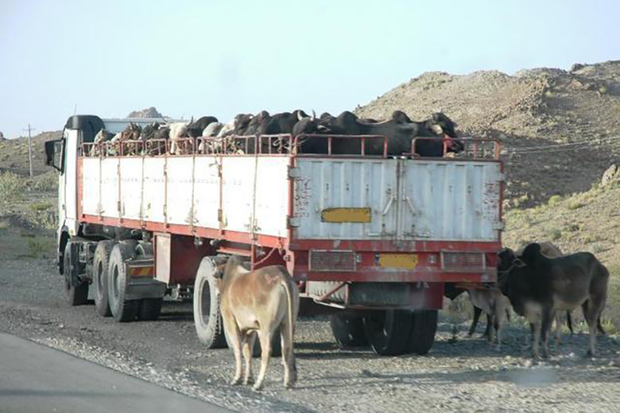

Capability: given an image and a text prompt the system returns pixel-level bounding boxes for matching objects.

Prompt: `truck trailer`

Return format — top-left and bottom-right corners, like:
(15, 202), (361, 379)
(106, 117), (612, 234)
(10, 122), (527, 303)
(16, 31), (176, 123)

(45, 114), (504, 356)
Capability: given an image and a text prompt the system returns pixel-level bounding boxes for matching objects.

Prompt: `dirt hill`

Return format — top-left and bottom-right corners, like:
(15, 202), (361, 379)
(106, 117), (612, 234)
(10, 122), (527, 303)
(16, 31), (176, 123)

(0, 131), (61, 176)
(356, 61), (620, 208)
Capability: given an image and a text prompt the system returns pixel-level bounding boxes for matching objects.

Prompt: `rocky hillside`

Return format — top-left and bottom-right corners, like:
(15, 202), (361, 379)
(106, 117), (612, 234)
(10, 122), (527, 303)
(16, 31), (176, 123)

(0, 131), (61, 176)
(356, 61), (620, 208)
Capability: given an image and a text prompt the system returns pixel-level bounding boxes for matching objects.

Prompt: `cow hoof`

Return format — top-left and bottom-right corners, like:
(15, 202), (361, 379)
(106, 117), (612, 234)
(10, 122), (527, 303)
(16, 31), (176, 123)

(243, 377), (254, 385)
(231, 378), (242, 386)
(252, 383), (263, 392)
(586, 350), (596, 358)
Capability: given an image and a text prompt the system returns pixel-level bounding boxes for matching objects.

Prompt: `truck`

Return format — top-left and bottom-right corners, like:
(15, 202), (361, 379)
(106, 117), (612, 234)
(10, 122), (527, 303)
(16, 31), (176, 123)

(45, 114), (504, 356)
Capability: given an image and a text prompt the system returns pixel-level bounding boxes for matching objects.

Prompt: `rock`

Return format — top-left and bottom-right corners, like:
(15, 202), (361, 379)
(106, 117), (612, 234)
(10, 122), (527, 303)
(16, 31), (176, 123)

(570, 63), (585, 72)
(127, 107), (163, 119)
(601, 164), (619, 186)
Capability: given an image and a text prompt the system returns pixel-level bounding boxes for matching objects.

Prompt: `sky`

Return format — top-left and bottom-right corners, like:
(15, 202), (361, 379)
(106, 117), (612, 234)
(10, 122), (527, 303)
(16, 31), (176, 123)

(0, 0), (618, 138)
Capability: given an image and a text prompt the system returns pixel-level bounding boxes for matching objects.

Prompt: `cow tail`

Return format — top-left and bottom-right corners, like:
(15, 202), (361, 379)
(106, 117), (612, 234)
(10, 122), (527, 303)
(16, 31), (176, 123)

(281, 278), (295, 346)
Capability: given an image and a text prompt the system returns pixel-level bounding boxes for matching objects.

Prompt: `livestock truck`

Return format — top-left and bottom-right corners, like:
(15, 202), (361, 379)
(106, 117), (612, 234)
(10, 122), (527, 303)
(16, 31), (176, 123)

(45, 115), (504, 356)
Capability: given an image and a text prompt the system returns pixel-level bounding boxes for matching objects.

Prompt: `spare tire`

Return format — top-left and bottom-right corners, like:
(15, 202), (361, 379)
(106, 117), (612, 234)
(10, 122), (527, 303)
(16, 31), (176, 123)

(193, 257), (228, 348)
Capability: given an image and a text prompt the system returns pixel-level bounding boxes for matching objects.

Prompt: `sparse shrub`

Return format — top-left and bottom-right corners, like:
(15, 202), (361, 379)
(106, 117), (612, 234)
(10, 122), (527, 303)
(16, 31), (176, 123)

(0, 171), (25, 202)
(568, 201), (586, 210)
(548, 228), (562, 240)
(565, 223), (580, 232)
(30, 201), (53, 212)
(592, 243), (606, 253)
(548, 195), (561, 206)
(599, 86), (608, 94)
(27, 238), (50, 258)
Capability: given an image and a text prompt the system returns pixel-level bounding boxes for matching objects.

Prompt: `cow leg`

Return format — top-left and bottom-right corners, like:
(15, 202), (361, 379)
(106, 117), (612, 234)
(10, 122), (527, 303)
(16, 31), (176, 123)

(553, 311), (562, 347)
(531, 319), (542, 359)
(583, 299), (604, 357)
(540, 308), (554, 358)
(253, 330), (273, 391)
(484, 313), (494, 341)
(281, 321), (297, 388)
(468, 306), (482, 337)
(242, 332), (257, 385)
(223, 317), (243, 385)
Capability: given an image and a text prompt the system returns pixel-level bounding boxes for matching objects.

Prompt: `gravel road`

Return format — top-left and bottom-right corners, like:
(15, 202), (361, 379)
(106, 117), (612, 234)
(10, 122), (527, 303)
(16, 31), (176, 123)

(1, 256), (619, 413)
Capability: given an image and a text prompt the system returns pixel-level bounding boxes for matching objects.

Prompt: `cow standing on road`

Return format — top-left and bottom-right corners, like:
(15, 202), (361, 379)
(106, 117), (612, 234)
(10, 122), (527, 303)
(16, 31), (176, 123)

(498, 243), (609, 358)
(218, 256), (300, 391)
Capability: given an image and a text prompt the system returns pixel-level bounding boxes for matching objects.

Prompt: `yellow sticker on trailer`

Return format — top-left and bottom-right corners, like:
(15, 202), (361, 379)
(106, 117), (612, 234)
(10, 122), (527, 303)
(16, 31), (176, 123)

(321, 207), (372, 223)
(378, 254), (418, 269)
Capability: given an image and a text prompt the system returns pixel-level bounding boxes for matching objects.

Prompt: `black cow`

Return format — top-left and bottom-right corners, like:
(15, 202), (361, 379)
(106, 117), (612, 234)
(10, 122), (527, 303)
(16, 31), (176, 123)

(187, 116), (218, 138)
(498, 244), (609, 358)
(295, 110), (463, 157)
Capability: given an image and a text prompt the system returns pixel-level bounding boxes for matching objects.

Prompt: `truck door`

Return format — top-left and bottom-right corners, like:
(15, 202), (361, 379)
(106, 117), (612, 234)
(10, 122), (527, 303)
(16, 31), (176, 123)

(397, 159), (503, 242)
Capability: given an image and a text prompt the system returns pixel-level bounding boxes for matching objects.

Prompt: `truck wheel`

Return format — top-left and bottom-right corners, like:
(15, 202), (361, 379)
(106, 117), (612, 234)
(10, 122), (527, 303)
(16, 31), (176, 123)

(107, 243), (140, 322)
(406, 310), (438, 355)
(363, 310), (412, 356)
(93, 241), (114, 317)
(193, 257), (227, 348)
(62, 242), (89, 306)
(330, 313), (369, 348)
(138, 298), (164, 321)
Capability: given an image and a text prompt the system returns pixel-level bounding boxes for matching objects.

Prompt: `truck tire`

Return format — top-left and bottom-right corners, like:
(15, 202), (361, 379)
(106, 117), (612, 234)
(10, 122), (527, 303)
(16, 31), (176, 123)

(107, 243), (140, 322)
(62, 242), (89, 306)
(329, 313), (369, 348)
(363, 310), (412, 356)
(138, 298), (163, 321)
(193, 257), (227, 348)
(406, 310), (438, 355)
(93, 241), (114, 317)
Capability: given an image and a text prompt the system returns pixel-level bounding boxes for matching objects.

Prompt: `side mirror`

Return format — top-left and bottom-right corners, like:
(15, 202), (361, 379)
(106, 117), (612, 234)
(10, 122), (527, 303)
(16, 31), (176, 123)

(45, 139), (64, 173)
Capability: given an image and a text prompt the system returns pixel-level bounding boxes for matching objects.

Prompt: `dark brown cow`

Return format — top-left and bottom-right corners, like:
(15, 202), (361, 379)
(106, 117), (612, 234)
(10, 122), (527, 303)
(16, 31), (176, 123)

(498, 243), (609, 358)
(218, 256), (300, 391)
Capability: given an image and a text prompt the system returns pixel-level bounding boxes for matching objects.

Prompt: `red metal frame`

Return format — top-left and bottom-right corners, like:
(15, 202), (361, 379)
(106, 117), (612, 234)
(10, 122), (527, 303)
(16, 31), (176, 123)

(77, 135), (504, 304)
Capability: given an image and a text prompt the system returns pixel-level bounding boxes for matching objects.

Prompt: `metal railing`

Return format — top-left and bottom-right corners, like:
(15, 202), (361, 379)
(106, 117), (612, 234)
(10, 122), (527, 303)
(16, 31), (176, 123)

(80, 134), (500, 160)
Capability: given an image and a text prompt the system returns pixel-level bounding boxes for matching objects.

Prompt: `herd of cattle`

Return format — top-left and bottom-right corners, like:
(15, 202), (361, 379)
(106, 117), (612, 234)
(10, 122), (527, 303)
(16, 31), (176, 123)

(447, 241), (608, 359)
(217, 241), (609, 390)
(90, 110), (465, 157)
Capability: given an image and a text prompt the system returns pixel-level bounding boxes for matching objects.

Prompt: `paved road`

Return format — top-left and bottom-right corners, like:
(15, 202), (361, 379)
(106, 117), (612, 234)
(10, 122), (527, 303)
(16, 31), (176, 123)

(0, 333), (233, 413)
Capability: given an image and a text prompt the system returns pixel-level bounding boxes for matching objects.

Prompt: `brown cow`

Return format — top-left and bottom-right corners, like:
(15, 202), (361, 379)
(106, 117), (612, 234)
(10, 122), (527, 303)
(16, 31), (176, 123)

(218, 255), (300, 391)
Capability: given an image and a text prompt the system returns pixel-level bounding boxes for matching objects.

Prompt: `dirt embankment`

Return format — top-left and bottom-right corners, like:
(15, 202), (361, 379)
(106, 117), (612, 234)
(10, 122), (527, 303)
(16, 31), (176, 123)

(356, 61), (620, 208)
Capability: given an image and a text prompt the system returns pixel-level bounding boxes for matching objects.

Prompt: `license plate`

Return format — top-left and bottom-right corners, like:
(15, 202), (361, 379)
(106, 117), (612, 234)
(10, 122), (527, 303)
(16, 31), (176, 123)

(378, 254), (418, 269)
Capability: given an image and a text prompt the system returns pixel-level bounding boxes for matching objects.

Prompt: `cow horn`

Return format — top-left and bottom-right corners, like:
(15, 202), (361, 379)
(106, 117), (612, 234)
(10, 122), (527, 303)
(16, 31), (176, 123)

(189, 116), (194, 125)
(297, 111), (305, 122)
(312, 110), (316, 121)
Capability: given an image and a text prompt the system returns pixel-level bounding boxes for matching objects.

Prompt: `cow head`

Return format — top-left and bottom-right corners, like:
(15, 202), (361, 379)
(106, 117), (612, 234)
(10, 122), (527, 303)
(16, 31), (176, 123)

(392, 110), (412, 124)
(428, 112), (463, 154)
(520, 243), (542, 265)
